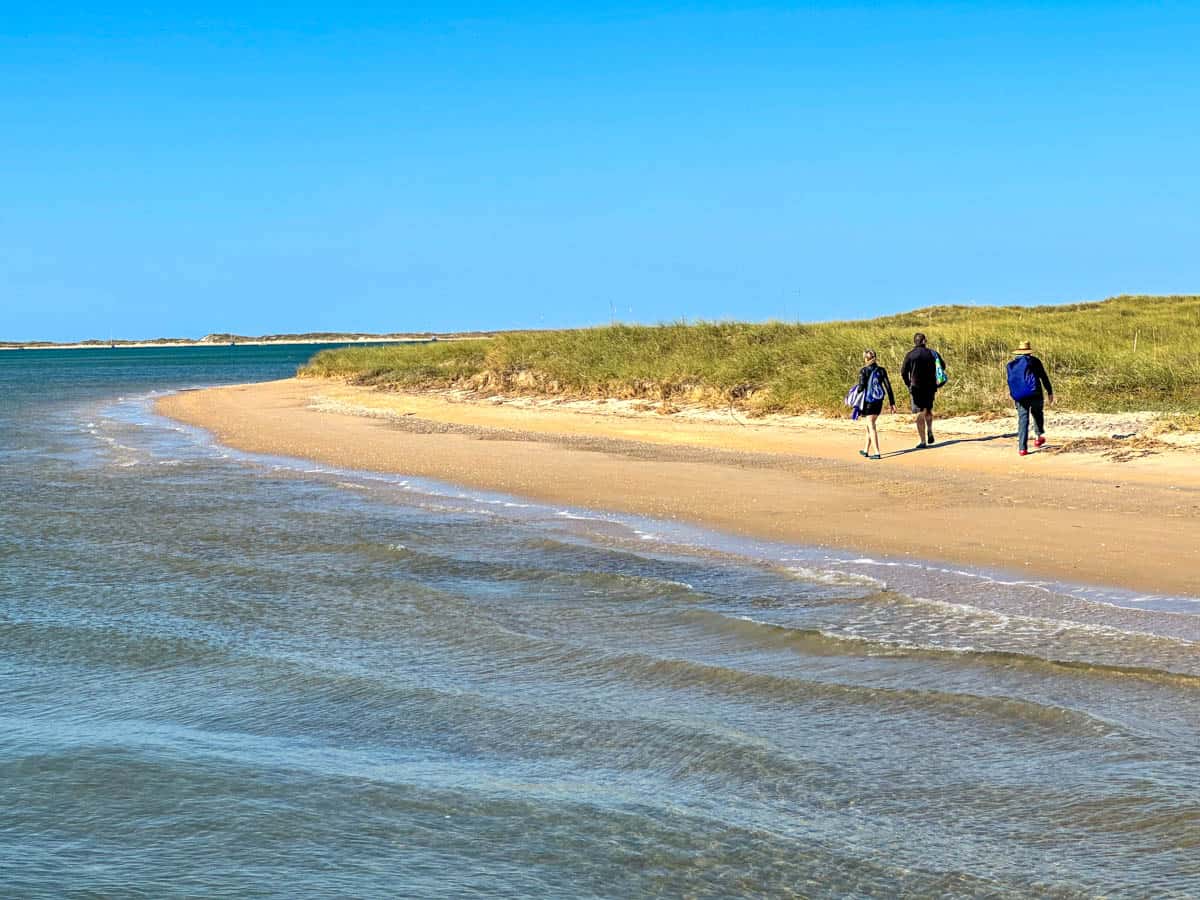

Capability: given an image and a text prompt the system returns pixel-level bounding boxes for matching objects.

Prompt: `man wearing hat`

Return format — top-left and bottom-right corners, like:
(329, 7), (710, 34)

(1006, 340), (1055, 456)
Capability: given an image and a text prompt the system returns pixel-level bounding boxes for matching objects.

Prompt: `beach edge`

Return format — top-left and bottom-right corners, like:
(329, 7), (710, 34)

(155, 378), (1200, 598)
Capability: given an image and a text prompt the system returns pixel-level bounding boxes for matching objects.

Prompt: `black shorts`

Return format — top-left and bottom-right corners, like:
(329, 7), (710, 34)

(861, 400), (884, 417)
(909, 386), (936, 412)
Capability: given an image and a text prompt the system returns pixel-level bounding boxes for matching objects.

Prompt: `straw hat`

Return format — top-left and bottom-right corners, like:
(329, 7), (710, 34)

(1012, 340), (1033, 355)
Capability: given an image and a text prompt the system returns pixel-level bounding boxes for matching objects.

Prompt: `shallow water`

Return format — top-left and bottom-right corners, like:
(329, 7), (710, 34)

(1, 347), (1198, 898)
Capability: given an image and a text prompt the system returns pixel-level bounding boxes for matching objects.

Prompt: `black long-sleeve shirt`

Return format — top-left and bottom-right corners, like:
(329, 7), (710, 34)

(857, 363), (895, 406)
(901, 346), (937, 390)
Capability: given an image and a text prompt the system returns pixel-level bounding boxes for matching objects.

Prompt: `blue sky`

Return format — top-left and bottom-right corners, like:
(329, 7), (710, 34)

(3, 2), (1198, 340)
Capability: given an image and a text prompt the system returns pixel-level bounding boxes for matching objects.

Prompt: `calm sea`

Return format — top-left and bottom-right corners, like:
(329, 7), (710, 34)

(1, 346), (1198, 898)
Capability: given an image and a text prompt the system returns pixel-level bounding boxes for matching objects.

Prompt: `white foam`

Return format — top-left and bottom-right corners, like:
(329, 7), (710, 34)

(556, 511), (604, 521)
(785, 565), (887, 590)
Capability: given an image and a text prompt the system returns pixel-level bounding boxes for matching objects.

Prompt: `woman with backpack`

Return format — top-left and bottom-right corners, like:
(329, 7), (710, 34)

(855, 349), (896, 459)
(1006, 340), (1055, 456)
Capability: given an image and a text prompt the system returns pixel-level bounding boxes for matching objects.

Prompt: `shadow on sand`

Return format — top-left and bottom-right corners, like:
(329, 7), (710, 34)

(880, 432), (1018, 459)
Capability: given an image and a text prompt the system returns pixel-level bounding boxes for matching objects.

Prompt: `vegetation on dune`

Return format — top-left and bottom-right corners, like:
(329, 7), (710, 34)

(299, 295), (1200, 416)
(304, 339), (492, 387)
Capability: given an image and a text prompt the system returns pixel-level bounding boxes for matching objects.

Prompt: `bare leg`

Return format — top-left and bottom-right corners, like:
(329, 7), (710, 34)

(915, 412), (928, 445)
(925, 410), (934, 442)
(866, 415), (881, 456)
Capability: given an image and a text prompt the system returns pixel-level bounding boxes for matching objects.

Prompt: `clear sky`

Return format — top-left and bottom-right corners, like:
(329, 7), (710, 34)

(3, 2), (1198, 341)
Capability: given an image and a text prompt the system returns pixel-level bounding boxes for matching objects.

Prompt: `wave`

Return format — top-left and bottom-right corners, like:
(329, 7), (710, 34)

(682, 607), (1200, 684)
(784, 564), (888, 590)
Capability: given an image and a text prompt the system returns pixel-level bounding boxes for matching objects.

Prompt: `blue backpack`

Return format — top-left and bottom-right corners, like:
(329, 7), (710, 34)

(844, 369), (884, 418)
(1006, 356), (1039, 401)
(846, 369), (885, 406)
(864, 368), (887, 403)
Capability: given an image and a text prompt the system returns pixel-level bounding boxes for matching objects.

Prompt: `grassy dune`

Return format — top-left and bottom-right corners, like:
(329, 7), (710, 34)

(300, 295), (1200, 416)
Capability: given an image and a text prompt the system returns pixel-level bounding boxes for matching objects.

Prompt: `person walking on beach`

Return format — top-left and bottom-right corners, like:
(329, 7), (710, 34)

(856, 350), (896, 459)
(1006, 340), (1054, 456)
(900, 332), (939, 448)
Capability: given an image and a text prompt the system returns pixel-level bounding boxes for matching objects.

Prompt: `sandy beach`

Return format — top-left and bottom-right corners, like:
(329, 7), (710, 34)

(157, 378), (1200, 597)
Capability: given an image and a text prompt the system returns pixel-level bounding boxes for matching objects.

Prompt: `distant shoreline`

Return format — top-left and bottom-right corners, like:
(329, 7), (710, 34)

(0, 335), (479, 351)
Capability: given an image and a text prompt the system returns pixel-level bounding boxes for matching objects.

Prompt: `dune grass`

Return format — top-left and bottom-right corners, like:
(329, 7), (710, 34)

(300, 295), (1200, 416)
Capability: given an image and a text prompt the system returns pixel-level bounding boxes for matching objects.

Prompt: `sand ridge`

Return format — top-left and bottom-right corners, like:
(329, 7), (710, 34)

(157, 378), (1200, 597)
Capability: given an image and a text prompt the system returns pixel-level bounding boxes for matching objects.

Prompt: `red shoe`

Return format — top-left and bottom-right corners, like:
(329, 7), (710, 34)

(1019, 450), (1029, 456)
(1035, 436), (1046, 448)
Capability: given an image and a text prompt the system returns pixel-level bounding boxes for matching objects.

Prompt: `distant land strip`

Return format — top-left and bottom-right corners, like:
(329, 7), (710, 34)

(0, 331), (496, 350)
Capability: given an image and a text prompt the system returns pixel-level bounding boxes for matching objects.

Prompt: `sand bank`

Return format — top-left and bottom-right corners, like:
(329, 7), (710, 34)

(157, 379), (1200, 597)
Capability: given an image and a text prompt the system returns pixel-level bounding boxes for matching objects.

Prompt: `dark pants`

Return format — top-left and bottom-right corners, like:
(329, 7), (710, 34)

(1016, 395), (1045, 451)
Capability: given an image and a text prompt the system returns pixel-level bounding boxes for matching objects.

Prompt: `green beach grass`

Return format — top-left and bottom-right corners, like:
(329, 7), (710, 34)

(300, 295), (1200, 417)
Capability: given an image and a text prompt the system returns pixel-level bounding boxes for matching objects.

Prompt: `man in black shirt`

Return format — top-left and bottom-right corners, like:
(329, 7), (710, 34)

(900, 332), (938, 448)
(1008, 340), (1055, 455)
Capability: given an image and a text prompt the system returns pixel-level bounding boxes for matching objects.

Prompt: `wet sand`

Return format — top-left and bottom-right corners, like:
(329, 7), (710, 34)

(157, 379), (1200, 597)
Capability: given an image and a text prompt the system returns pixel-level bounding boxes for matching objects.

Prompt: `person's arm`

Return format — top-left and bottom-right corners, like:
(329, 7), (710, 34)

(857, 366), (870, 393)
(881, 369), (896, 409)
(1034, 357), (1054, 400)
(900, 353), (913, 386)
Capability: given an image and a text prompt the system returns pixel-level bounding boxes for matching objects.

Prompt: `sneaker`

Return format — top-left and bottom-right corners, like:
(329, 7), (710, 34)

(859, 450), (869, 457)
(1035, 436), (1046, 448)
(927, 430), (935, 444)
(1019, 450), (1029, 456)
(869, 454), (881, 460)
(915, 443), (927, 450)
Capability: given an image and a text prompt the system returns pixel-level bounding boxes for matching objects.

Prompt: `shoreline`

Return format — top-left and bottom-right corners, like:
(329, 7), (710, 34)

(156, 378), (1200, 598)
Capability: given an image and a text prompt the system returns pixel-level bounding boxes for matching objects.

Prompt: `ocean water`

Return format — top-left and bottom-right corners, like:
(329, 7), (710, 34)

(1, 346), (1198, 899)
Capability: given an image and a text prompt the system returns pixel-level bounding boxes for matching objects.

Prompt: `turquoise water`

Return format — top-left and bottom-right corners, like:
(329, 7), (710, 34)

(1, 347), (1198, 898)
